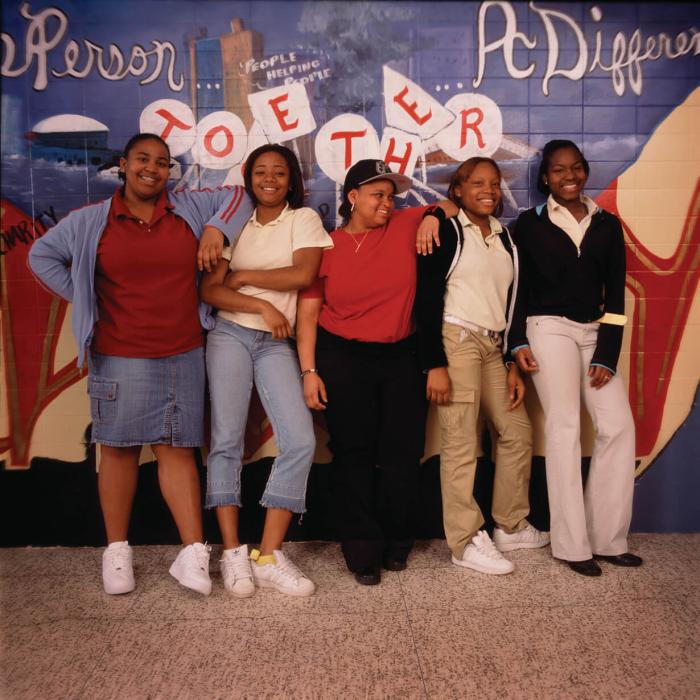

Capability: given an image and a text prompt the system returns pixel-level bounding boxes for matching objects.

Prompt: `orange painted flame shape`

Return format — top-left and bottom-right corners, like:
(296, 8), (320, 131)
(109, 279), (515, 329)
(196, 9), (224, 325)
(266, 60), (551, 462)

(1, 200), (81, 466)
(595, 178), (700, 466)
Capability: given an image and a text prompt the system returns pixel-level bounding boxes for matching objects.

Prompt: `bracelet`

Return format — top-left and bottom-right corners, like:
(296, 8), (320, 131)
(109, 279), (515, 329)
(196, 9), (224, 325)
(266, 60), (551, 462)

(422, 206), (446, 222)
(300, 368), (319, 378)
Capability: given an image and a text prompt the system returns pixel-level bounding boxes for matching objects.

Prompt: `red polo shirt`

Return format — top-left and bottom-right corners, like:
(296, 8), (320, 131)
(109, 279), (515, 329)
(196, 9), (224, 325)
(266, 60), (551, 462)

(301, 206), (425, 343)
(92, 188), (203, 357)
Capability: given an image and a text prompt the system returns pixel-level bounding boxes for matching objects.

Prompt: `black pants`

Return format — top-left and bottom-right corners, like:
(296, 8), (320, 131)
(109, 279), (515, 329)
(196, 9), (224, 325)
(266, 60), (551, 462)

(316, 327), (427, 572)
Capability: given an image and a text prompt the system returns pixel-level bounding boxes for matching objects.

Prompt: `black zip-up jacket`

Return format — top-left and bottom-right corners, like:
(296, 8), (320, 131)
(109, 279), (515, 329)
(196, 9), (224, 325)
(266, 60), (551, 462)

(414, 212), (520, 371)
(509, 203), (626, 373)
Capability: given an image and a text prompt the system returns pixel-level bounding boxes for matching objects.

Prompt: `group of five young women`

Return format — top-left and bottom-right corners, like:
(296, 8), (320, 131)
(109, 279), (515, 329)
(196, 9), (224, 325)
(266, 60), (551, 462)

(29, 132), (641, 598)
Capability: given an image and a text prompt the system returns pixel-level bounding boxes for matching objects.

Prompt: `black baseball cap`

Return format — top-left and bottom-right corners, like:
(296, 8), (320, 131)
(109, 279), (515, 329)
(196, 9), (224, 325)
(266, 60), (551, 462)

(342, 159), (412, 199)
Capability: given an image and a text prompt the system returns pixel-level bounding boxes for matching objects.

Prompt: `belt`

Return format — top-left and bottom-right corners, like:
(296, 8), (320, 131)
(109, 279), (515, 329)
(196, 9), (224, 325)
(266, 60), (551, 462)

(444, 315), (501, 341)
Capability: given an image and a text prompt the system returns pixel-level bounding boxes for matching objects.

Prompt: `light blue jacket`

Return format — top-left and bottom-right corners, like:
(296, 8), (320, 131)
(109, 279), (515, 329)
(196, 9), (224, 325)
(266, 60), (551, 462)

(28, 186), (253, 367)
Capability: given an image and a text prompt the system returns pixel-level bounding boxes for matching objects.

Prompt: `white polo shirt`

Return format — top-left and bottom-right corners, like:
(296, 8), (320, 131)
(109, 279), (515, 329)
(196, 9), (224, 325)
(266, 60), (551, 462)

(443, 210), (513, 332)
(219, 205), (332, 331)
(547, 194), (598, 249)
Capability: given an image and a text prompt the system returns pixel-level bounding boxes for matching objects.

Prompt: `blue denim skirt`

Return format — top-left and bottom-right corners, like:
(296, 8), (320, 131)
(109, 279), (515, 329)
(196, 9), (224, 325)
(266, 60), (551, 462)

(88, 347), (205, 447)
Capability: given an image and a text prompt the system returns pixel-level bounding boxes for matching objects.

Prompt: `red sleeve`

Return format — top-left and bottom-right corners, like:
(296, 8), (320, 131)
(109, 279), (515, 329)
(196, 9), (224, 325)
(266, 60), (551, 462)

(391, 205), (430, 231)
(299, 276), (325, 300)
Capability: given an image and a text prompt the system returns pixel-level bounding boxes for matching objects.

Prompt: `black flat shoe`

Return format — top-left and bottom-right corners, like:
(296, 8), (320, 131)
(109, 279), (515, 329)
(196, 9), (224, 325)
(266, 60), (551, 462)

(354, 567), (381, 586)
(594, 552), (643, 567)
(383, 557), (407, 572)
(567, 559), (602, 576)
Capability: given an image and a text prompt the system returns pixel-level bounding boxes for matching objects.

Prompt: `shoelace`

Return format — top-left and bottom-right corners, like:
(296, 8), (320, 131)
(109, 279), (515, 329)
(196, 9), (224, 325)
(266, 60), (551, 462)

(270, 555), (305, 583)
(107, 545), (130, 571)
(222, 554), (252, 581)
(520, 525), (537, 540)
(473, 532), (502, 560)
(191, 544), (211, 571)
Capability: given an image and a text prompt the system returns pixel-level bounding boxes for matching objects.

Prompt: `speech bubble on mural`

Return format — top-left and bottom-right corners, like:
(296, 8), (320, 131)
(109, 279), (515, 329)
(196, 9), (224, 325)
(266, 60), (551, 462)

(248, 83), (316, 143)
(383, 65), (454, 140)
(190, 111), (247, 170)
(436, 93), (502, 160)
(140, 99), (196, 157)
(315, 114), (381, 185)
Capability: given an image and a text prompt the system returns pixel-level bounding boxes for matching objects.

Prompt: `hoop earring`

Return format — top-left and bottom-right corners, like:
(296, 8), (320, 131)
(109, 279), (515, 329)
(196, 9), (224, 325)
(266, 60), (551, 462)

(350, 201), (355, 213)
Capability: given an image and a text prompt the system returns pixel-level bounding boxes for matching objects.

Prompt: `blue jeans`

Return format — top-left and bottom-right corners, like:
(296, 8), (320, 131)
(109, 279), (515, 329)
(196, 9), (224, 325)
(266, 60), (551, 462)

(205, 318), (315, 513)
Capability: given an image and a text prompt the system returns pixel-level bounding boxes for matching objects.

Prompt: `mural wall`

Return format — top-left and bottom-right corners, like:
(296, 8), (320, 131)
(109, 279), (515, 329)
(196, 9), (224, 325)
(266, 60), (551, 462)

(1, 1), (699, 541)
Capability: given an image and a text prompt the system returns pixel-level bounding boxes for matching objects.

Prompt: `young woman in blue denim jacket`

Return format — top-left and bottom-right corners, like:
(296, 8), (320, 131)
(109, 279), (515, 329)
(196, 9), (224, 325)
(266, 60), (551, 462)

(28, 133), (253, 597)
(199, 144), (332, 598)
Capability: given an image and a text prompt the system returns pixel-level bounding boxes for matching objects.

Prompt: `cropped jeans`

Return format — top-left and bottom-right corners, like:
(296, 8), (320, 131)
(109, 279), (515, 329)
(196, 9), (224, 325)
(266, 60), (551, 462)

(205, 317), (315, 513)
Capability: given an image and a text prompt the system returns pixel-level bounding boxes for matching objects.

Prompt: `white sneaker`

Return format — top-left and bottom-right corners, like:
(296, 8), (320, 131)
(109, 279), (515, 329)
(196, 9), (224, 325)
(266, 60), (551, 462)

(220, 544), (255, 598)
(169, 542), (212, 595)
(452, 530), (514, 575)
(102, 541), (135, 595)
(251, 549), (315, 597)
(493, 521), (551, 552)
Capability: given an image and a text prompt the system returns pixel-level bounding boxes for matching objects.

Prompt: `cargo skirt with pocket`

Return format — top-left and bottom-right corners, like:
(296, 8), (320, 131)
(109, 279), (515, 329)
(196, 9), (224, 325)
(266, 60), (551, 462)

(87, 346), (205, 447)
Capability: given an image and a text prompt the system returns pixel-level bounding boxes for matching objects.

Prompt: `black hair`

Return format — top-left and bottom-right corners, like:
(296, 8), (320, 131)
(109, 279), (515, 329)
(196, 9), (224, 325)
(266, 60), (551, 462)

(447, 157), (504, 218)
(338, 191), (353, 222)
(118, 133), (170, 182)
(537, 139), (590, 196)
(243, 144), (305, 209)
(338, 179), (396, 223)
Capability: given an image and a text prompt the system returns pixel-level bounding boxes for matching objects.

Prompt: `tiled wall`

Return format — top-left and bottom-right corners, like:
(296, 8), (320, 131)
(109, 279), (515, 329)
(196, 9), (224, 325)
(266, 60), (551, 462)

(1, 1), (698, 531)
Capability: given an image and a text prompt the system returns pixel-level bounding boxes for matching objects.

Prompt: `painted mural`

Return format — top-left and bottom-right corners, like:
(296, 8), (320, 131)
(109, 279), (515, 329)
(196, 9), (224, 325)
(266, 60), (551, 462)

(1, 1), (699, 532)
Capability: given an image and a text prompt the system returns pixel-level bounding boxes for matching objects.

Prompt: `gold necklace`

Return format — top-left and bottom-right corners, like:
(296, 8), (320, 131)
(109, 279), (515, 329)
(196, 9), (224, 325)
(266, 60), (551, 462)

(345, 229), (370, 253)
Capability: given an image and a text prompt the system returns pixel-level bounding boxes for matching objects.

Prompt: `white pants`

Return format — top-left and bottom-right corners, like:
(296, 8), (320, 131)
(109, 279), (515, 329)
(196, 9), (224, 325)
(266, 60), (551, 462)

(527, 316), (635, 561)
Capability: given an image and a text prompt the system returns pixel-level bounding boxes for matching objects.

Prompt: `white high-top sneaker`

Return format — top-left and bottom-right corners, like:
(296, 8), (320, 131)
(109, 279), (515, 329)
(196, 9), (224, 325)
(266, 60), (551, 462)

(452, 530), (515, 575)
(493, 521), (551, 552)
(220, 544), (255, 598)
(169, 542), (212, 595)
(250, 549), (315, 597)
(102, 541), (135, 595)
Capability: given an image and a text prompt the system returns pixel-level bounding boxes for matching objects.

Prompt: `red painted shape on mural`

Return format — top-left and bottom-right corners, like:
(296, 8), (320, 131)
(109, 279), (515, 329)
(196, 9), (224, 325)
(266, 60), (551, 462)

(0, 199), (81, 467)
(595, 179), (700, 457)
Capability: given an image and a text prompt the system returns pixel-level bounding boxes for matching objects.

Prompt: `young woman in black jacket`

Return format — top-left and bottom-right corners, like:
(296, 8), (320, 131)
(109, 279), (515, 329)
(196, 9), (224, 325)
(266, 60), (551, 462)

(510, 140), (642, 576)
(415, 157), (549, 575)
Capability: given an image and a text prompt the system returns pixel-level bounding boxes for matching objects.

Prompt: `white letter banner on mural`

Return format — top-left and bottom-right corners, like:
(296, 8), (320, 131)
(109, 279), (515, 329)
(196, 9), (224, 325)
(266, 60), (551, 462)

(383, 65), (454, 140)
(436, 93), (503, 160)
(380, 127), (421, 176)
(315, 114), (381, 185)
(248, 83), (316, 143)
(190, 111), (248, 170)
(223, 120), (269, 186)
(140, 99), (196, 157)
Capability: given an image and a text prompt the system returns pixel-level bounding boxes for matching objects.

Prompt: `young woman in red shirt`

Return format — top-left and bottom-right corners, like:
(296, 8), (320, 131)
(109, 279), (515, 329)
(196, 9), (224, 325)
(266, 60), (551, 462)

(296, 159), (455, 585)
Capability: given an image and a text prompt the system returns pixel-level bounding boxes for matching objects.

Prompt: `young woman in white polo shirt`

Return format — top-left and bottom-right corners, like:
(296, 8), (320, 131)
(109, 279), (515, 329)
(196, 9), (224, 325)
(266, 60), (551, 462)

(200, 144), (332, 597)
(414, 157), (550, 575)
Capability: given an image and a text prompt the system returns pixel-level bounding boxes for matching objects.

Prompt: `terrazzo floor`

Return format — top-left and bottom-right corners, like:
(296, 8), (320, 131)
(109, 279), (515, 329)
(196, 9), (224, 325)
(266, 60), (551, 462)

(1, 534), (698, 699)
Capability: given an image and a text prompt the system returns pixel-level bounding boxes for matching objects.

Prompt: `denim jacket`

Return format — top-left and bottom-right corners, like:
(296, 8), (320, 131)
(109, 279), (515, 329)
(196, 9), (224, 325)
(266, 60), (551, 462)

(28, 186), (253, 367)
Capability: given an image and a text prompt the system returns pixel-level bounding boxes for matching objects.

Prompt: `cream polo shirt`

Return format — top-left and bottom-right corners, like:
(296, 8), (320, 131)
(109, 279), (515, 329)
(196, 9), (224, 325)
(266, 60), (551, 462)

(547, 194), (598, 249)
(219, 205), (332, 332)
(443, 210), (513, 332)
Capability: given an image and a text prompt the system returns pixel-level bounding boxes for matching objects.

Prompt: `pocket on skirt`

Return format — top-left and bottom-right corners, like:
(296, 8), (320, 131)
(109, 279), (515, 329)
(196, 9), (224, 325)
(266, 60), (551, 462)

(88, 380), (118, 422)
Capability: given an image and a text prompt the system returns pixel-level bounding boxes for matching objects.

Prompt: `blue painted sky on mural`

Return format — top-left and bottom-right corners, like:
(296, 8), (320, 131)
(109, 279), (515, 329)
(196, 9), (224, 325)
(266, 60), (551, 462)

(2, 0), (699, 219)
(3, 2), (698, 140)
